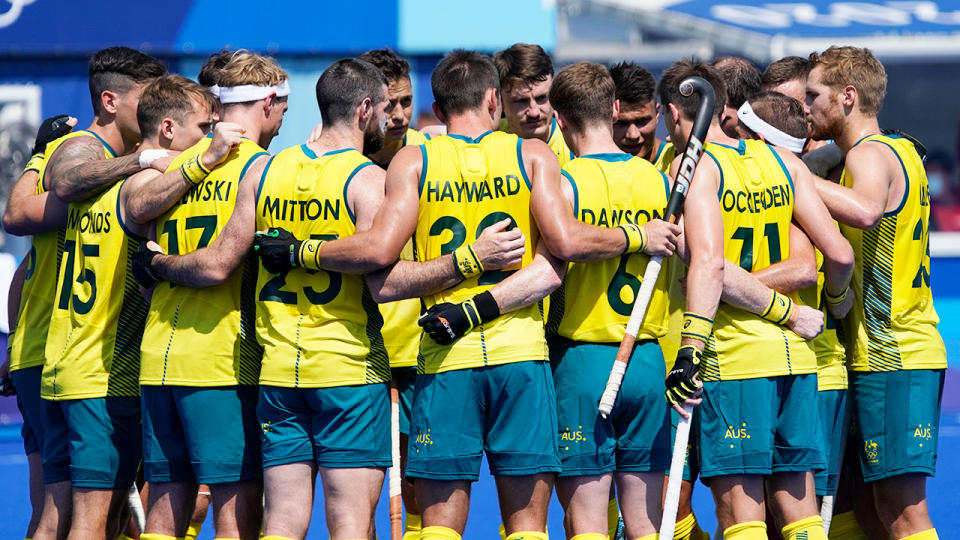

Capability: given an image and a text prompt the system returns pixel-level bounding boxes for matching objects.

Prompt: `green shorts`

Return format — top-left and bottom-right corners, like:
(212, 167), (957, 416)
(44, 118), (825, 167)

(41, 396), (142, 488)
(392, 366), (417, 436)
(815, 389), (848, 496)
(667, 407), (701, 482)
(12, 366), (44, 455)
(698, 374), (824, 480)
(406, 361), (561, 481)
(550, 338), (670, 476)
(141, 385), (261, 484)
(849, 369), (944, 482)
(258, 383), (391, 469)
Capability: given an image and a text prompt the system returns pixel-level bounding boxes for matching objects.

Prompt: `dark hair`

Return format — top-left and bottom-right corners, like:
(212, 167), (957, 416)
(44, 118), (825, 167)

(762, 56), (810, 90)
(431, 50), (500, 117)
(608, 61), (656, 105)
(315, 58), (388, 126)
(137, 75), (216, 136)
(713, 56), (761, 109)
(550, 62), (615, 131)
(88, 46), (166, 116)
(198, 49), (234, 87)
(658, 59), (726, 121)
(746, 91), (808, 140)
(358, 48), (411, 82)
(492, 43), (553, 92)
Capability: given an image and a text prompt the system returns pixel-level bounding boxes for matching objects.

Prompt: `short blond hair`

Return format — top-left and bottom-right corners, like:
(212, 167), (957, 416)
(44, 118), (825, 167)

(808, 46), (886, 115)
(216, 51), (287, 87)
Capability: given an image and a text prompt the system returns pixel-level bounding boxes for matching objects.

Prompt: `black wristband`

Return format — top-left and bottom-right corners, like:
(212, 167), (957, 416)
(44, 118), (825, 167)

(472, 290), (500, 323)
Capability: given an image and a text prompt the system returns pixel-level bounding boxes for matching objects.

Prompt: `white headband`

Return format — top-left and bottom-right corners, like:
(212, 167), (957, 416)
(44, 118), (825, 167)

(216, 80), (290, 104)
(737, 101), (806, 153)
(208, 85), (220, 98)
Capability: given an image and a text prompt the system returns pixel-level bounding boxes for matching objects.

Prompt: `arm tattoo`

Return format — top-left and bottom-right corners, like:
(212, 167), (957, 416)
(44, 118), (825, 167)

(47, 138), (142, 202)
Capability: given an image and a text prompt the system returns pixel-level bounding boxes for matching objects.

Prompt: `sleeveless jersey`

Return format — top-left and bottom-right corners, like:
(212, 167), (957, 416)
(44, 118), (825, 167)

(379, 239), (421, 369)
(43, 180), (148, 399)
(652, 140), (677, 175)
(139, 136), (267, 386)
(839, 134), (946, 372)
(699, 139), (815, 381)
(799, 248), (847, 391)
(546, 153), (671, 342)
(9, 130), (115, 373)
(255, 145), (390, 388)
(403, 128), (430, 146)
(649, 140), (685, 368)
(415, 131), (546, 374)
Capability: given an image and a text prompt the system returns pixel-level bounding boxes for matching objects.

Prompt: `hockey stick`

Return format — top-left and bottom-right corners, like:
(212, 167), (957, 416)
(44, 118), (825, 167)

(127, 482), (146, 533)
(389, 382), (403, 540)
(598, 75), (716, 419)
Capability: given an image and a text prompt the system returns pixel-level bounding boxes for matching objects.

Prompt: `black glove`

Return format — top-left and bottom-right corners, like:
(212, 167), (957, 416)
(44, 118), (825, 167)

(0, 376), (15, 397)
(664, 345), (702, 406)
(254, 228), (302, 274)
(131, 242), (162, 288)
(801, 142), (845, 178)
(418, 291), (500, 345)
(33, 115), (73, 155)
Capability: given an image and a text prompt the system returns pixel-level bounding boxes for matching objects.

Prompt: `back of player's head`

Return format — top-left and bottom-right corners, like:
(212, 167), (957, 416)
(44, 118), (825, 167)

(712, 56), (761, 109)
(217, 51), (288, 88)
(88, 46), (166, 116)
(431, 50), (500, 117)
(762, 56), (810, 90)
(316, 58), (388, 126)
(744, 91), (808, 140)
(550, 62), (615, 131)
(608, 61), (656, 106)
(137, 75), (217, 136)
(808, 46), (887, 115)
(198, 49), (234, 88)
(658, 59), (726, 121)
(358, 48), (411, 83)
(492, 43), (553, 92)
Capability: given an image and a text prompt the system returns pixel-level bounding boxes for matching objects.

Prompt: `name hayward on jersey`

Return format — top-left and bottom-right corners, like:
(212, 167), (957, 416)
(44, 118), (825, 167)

(415, 131), (547, 374)
(43, 180), (148, 399)
(839, 134), (946, 372)
(700, 139), (815, 382)
(140, 135), (267, 387)
(798, 248), (848, 391)
(546, 153), (671, 342)
(9, 130), (115, 374)
(256, 145), (390, 388)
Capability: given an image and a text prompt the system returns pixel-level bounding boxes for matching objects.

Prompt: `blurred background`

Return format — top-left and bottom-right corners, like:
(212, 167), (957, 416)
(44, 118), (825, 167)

(0, 0), (959, 537)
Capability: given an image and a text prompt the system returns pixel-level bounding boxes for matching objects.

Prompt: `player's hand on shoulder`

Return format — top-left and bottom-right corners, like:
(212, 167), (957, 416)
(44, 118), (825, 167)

(472, 218), (525, 271)
(787, 303), (825, 340)
(641, 219), (681, 257)
(254, 227), (302, 274)
(664, 345), (703, 414)
(33, 114), (77, 155)
(132, 240), (164, 289)
(202, 122), (246, 170)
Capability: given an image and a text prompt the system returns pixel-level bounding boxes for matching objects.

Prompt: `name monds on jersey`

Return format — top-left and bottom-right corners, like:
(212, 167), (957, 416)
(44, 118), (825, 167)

(580, 207), (665, 228)
(180, 179), (233, 205)
(721, 184), (791, 214)
(261, 196), (341, 222)
(66, 207), (111, 233)
(424, 175), (524, 203)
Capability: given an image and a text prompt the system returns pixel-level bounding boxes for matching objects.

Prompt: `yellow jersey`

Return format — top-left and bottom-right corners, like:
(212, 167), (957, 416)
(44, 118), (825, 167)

(649, 140), (685, 367)
(839, 134), (946, 372)
(799, 248), (847, 391)
(498, 117), (574, 167)
(414, 131), (547, 374)
(43, 180), (147, 399)
(9, 130), (115, 373)
(403, 128), (431, 146)
(699, 139), (815, 381)
(255, 145), (390, 388)
(140, 136), (268, 386)
(652, 140), (676, 174)
(546, 153), (672, 342)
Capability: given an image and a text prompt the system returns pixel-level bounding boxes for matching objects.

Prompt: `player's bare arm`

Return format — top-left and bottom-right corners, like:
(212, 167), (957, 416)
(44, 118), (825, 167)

(47, 137), (149, 202)
(487, 241), (565, 312)
(116, 171), (163, 240)
(144, 156), (268, 287)
(813, 142), (896, 230)
(2, 169), (67, 236)
(680, 157), (724, 328)
(750, 223), (817, 293)
(125, 122), (243, 224)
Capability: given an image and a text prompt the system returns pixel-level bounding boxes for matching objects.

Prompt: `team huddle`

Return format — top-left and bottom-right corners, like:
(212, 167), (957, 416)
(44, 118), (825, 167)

(0, 41), (944, 540)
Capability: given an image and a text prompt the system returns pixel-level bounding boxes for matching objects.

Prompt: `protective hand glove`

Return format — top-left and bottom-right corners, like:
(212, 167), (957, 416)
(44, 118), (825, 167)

(664, 345), (702, 406)
(254, 228), (302, 274)
(418, 291), (500, 345)
(0, 376), (15, 397)
(131, 242), (162, 288)
(33, 114), (74, 155)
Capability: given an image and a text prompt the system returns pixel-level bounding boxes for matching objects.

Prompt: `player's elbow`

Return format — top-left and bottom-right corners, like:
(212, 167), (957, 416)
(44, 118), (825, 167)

(2, 210), (28, 236)
(126, 200), (153, 225)
(542, 234), (580, 263)
(51, 181), (82, 203)
(851, 206), (883, 230)
(795, 262), (818, 290)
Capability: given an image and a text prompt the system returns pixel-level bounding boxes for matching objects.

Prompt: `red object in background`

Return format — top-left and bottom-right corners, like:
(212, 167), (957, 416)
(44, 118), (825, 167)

(933, 205), (960, 231)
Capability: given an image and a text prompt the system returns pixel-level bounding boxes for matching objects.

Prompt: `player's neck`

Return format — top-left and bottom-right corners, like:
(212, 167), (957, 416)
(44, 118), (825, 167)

(308, 122), (361, 155)
(220, 105), (268, 149)
(564, 124), (623, 157)
(704, 122), (737, 146)
(446, 110), (497, 140)
(836, 115), (880, 153)
(86, 118), (134, 156)
(641, 137), (663, 162)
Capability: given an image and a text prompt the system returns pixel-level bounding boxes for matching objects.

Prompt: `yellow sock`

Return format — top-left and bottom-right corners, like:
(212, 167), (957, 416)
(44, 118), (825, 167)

(421, 526), (462, 540)
(184, 520), (203, 540)
(139, 534), (178, 540)
(633, 534), (658, 540)
(571, 534), (607, 540)
(782, 516), (826, 540)
(608, 497), (621, 539)
(827, 512), (866, 540)
(404, 512), (423, 540)
(900, 530), (939, 540)
(506, 533), (549, 540)
(722, 521), (766, 540)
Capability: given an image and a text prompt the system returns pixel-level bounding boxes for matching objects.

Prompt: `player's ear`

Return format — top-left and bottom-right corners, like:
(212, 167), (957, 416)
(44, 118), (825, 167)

(612, 99), (620, 123)
(666, 103), (680, 127)
(840, 84), (857, 110)
(432, 102), (447, 125)
(100, 90), (119, 116)
(655, 101), (661, 118)
(358, 97), (373, 127)
(555, 110), (568, 131)
(160, 117), (176, 141)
